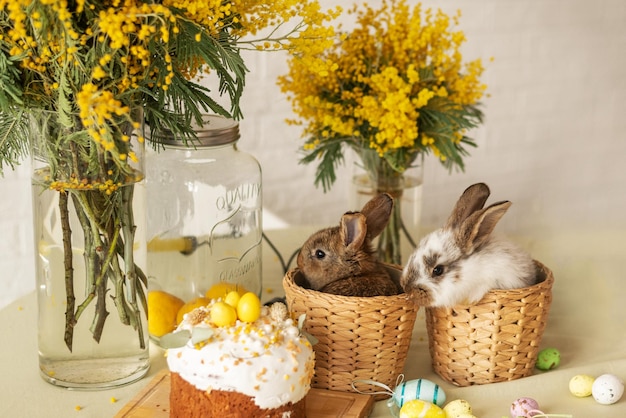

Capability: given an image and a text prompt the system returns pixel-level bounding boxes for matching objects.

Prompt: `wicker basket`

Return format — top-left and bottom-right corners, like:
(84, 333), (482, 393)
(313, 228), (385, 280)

(425, 260), (554, 386)
(283, 266), (418, 399)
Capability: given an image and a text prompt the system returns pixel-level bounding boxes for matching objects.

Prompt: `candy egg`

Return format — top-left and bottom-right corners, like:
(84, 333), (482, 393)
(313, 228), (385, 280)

(393, 378), (446, 407)
(443, 399), (472, 417)
(510, 397), (540, 418)
(569, 374), (595, 397)
(535, 347), (561, 370)
(223, 290), (241, 308)
(591, 373), (624, 405)
(237, 292), (261, 323)
(399, 400), (446, 418)
(210, 302), (237, 327)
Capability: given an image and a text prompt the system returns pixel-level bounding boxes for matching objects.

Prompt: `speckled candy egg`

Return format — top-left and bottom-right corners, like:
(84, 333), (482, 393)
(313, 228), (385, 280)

(443, 399), (472, 418)
(591, 374), (624, 405)
(569, 374), (595, 397)
(399, 400), (446, 418)
(510, 397), (540, 418)
(535, 347), (561, 370)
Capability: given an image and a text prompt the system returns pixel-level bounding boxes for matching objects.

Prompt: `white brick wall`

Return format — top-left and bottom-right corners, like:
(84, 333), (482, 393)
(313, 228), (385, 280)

(2, 0), (625, 308)
(0, 163), (35, 308)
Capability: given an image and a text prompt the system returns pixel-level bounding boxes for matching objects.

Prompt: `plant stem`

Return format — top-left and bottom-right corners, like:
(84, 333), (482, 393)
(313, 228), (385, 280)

(89, 221), (120, 342)
(377, 198), (402, 265)
(60, 192), (76, 352)
(91, 268), (109, 343)
(120, 184), (146, 349)
(72, 191), (106, 328)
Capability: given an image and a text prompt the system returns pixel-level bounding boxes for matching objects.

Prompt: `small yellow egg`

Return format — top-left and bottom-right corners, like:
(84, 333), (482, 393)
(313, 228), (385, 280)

(400, 400), (446, 418)
(237, 292), (261, 323)
(224, 290), (241, 308)
(569, 374), (595, 397)
(443, 399), (473, 417)
(210, 301), (237, 327)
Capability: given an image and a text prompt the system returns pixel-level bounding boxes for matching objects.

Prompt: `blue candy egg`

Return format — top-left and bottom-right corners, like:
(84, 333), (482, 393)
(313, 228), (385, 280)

(392, 378), (446, 407)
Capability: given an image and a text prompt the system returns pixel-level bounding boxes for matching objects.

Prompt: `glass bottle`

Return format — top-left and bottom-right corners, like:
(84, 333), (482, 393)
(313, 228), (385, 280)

(146, 115), (262, 341)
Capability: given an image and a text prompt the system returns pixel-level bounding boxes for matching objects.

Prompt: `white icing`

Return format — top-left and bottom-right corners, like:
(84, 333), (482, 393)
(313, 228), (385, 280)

(167, 305), (315, 410)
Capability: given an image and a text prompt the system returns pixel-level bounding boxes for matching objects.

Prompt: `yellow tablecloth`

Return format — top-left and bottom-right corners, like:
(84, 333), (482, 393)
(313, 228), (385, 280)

(0, 227), (624, 417)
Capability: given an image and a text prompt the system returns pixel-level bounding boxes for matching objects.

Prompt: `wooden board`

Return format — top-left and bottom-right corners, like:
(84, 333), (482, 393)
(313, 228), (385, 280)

(115, 370), (375, 418)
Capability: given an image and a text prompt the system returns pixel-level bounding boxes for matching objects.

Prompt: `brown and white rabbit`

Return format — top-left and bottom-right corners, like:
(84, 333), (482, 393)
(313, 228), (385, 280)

(296, 193), (402, 297)
(400, 182), (537, 307)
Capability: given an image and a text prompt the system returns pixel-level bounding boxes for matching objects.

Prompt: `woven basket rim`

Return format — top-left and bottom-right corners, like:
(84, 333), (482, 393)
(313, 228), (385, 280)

(283, 266), (415, 304)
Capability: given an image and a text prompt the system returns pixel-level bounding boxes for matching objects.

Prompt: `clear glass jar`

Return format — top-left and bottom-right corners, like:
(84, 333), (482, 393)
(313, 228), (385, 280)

(30, 109), (149, 389)
(146, 115), (262, 341)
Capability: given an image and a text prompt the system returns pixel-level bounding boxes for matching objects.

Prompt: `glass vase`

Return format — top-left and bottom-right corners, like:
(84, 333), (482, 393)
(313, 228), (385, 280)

(30, 110), (149, 389)
(350, 149), (423, 265)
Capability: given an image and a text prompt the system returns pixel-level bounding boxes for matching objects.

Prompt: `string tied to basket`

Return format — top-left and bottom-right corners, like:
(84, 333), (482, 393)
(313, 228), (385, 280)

(352, 374), (447, 417)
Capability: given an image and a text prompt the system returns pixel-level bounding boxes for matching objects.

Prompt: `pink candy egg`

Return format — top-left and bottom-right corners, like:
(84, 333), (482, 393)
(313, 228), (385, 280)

(510, 397), (540, 418)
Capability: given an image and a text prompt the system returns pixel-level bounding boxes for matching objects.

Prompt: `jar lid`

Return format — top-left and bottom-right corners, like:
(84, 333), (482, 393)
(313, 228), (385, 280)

(154, 114), (240, 147)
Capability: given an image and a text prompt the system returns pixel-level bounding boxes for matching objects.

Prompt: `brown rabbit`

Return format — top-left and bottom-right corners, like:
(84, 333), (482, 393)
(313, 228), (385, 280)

(296, 193), (402, 297)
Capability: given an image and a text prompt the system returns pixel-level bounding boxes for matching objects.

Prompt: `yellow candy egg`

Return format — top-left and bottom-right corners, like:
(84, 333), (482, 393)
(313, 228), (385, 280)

(210, 301), (238, 327)
(399, 400), (446, 418)
(224, 290), (241, 308)
(237, 292), (261, 323)
(569, 374), (595, 397)
(205, 282), (248, 300)
(443, 399), (473, 418)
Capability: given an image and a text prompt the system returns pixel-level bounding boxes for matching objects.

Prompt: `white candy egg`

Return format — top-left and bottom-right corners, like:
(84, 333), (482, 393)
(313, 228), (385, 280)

(591, 374), (624, 405)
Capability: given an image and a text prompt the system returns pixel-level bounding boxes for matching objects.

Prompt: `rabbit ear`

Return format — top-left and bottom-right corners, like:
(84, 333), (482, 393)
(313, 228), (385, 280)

(456, 200), (512, 253)
(445, 183), (491, 229)
(340, 213), (367, 251)
(360, 193), (394, 239)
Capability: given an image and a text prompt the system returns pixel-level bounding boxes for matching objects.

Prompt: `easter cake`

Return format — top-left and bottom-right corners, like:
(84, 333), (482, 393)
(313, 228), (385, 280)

(165, 293), (315, 418)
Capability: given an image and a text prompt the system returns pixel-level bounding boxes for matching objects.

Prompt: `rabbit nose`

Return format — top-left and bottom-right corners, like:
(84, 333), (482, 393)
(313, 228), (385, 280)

(401, 281), (433, 306)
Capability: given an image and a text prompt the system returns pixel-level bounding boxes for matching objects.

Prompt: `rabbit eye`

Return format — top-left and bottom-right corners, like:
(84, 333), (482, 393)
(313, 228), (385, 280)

(314, 249), (326, 259)
(432, 265), (445, 277)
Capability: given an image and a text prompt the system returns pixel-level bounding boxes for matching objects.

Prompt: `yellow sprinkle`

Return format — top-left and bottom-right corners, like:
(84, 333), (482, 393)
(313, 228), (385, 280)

(75, 405), (82, 411)
(18, 306), (23, 311)
(110, 397), (117, 403)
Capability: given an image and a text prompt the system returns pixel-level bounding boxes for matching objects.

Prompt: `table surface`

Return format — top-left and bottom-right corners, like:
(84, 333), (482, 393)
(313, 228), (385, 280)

(1, 226), (625, 417)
